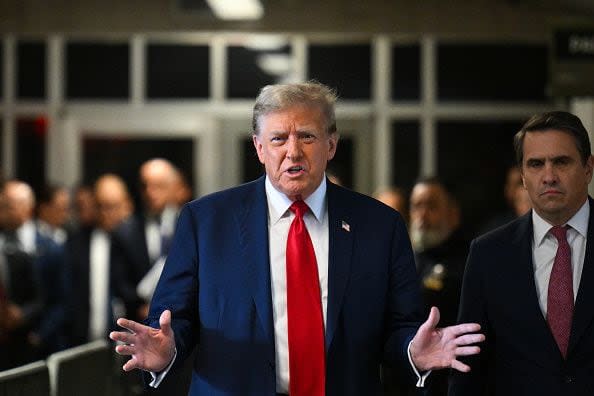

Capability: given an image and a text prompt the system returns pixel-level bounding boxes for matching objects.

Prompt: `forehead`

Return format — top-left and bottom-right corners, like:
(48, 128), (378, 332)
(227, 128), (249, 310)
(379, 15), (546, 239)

(522, 129), (580, 159)
(411, 184), (448, 203)
(258, 105), (325, 132)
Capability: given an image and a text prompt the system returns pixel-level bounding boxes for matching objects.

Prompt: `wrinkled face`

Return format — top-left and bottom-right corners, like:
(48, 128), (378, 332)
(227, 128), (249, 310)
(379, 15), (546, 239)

(253, 105), (338, 200)
(521, 130), (593, 225)
(409, 183), (457, 250)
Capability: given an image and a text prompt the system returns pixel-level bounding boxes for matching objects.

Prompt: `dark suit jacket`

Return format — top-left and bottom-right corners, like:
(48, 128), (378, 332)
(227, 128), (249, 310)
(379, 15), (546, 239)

(65, 226), (116, 346)
(147, 177), (423, 396)
(450, 199), (594, 396)
(0, 229), (66, 365)
(33, 230), (68, 353)
(111, 215), (151, 321)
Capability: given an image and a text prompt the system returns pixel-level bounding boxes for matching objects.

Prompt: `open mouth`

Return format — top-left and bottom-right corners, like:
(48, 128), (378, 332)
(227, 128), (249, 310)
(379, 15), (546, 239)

(287, 165), (305, 174)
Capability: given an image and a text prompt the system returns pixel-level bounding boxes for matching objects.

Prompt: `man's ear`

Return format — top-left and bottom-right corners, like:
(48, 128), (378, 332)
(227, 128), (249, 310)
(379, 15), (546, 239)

(253, 134), (265, 165)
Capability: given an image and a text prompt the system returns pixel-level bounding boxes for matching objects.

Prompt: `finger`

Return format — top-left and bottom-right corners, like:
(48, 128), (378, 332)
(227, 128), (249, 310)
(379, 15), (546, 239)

(159, 310), (172, 336)
(122, 357), (139, 372)
(455, 346), (481, 356)
(450, 359), (471, 373)
(446, 322), (482, 337)
(110, 331), (136, 345)
(116, 317), (147, 334)
(454, 333), (485, 346)
(115, 344), (136, 356)
(420, 306), (440, 331)
(109, 330), (134, 343)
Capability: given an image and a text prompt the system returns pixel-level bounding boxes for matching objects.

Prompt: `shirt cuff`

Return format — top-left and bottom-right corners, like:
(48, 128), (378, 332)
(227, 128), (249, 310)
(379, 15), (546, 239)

(407, 341), (432, 387)
(148, 348), (177, 388)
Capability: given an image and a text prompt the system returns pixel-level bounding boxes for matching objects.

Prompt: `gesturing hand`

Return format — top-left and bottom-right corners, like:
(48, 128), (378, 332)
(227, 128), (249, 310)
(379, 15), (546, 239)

(410, 307), (485, 373)
(109, 309), (176, 373)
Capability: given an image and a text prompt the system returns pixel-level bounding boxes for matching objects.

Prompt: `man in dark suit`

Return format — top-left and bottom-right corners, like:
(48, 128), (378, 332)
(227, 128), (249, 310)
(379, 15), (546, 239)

(111, 82), (483, 396)
(110, 158), (179, 322)
(0, 180), (66, 367)
(67, 174), (133, 346)
(450, 111), (594, 396)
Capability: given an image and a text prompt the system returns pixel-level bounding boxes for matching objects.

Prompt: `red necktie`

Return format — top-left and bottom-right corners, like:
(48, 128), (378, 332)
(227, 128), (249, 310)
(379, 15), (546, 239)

(547, 225), (574, 359)
(286, 200), (325, 396)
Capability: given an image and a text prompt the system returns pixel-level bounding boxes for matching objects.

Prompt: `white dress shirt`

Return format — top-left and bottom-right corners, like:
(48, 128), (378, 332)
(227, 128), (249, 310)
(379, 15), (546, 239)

(17, 220), (37, 255)
(266, 176), (329, 393)
(89, 229), (111, 341)
(531, 200), (589, 316)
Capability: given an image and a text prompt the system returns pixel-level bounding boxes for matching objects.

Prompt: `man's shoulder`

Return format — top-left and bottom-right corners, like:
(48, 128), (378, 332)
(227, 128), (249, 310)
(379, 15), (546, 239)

(471, 213), (530, 250)
(185, 177), (264, 212)
(327, 183), (405, 223)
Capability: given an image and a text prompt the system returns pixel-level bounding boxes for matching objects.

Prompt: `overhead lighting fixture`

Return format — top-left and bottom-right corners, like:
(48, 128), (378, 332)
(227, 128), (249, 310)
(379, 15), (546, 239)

(206, 0), (264, 20)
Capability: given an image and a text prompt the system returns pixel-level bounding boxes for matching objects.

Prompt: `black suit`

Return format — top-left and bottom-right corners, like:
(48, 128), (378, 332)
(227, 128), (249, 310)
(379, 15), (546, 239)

(0, 230), (66, 368)
(450, 199), (594, 395)
(65, 226), (116, 346)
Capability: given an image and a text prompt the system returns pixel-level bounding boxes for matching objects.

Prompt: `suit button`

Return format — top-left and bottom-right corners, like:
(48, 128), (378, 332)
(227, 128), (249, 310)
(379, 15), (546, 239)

(564, 376), (574, 384)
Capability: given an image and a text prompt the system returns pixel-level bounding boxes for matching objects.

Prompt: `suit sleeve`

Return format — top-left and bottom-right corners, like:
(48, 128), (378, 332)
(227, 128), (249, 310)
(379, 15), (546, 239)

(146, 205), (199, 370)
(383, 214), (424, 380)
(449, 239), (490, 396)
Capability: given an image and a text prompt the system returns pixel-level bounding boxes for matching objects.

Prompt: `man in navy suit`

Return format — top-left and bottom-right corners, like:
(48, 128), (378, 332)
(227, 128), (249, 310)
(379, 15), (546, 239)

(450, 111), (594, 395)
(111, 82), (483, 396)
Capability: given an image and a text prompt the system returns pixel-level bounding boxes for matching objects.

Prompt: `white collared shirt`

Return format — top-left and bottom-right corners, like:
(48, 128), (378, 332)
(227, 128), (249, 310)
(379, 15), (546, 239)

(89, 229), (111, 341)
(266, 176), (329, 393)
(532, 200), (589, 315)
(17, 220), (37, 255)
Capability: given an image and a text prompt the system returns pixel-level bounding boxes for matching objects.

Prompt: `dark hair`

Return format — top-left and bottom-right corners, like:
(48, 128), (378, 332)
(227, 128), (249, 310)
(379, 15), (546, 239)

(514, 111), (591, 165)
(413, 176), (459, 206)
(37, 184), (66, 206)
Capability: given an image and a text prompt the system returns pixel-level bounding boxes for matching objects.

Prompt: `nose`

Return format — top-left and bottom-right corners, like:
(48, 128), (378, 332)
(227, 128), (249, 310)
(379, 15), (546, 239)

(542, 161), (558, 185)
(286, 135), (303, 160)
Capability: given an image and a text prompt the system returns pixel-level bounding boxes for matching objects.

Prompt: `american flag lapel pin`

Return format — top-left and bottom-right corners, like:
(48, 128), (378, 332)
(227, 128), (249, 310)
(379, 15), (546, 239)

(341, 220), (350, 232)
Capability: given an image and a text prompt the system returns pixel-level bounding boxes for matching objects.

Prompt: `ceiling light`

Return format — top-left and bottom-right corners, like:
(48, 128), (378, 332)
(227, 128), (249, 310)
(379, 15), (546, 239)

(206, 0), (264, 20)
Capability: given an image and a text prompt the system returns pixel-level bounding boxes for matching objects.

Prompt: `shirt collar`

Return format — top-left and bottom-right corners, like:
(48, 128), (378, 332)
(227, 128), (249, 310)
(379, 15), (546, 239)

(265, 175), (327, 224)
(532, 199), (590, 246)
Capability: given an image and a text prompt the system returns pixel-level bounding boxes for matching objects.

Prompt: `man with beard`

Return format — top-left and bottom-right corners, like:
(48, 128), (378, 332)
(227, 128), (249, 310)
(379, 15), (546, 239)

(409, 177), (469, 396)
(410, 177), (468, 326)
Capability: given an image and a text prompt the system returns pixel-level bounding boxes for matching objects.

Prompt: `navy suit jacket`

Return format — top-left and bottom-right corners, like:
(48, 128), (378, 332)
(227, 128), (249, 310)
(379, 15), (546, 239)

(147, 177), (423, 396)
(450, 199), (594, 396)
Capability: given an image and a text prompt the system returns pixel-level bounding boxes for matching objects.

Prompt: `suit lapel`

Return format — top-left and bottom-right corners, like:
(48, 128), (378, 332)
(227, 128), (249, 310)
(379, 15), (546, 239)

(325, 183), (353, 352)
(238, 178), (275, 362)
(568, 198), (594, 355)
(513, 213), (563, 363)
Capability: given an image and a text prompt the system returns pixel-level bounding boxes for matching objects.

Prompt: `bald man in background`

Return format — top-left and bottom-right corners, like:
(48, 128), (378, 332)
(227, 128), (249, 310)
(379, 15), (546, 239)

(111, 159), (179, 322)
(0, 180), (66, 367)
(66, 174), (134, 346)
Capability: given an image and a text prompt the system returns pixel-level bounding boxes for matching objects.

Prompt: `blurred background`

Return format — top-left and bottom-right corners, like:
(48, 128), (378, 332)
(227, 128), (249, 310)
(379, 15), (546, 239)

(0, 0), (593, 233)
(0, 1), (593, 394)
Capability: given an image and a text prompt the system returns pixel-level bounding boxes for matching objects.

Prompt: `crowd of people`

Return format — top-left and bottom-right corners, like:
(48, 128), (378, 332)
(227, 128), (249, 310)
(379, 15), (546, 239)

(6, 81), (592, 396)
(0, 158), (192, 375)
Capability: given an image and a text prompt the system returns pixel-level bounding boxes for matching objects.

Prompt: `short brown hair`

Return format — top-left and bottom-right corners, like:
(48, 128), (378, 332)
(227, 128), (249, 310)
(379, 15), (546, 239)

(514, 111), (591, 165)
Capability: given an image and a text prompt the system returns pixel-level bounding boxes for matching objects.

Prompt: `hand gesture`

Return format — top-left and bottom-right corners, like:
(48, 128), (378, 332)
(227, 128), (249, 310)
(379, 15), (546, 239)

(110, 309), (176, 372)
(410, 306), (484, 372)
